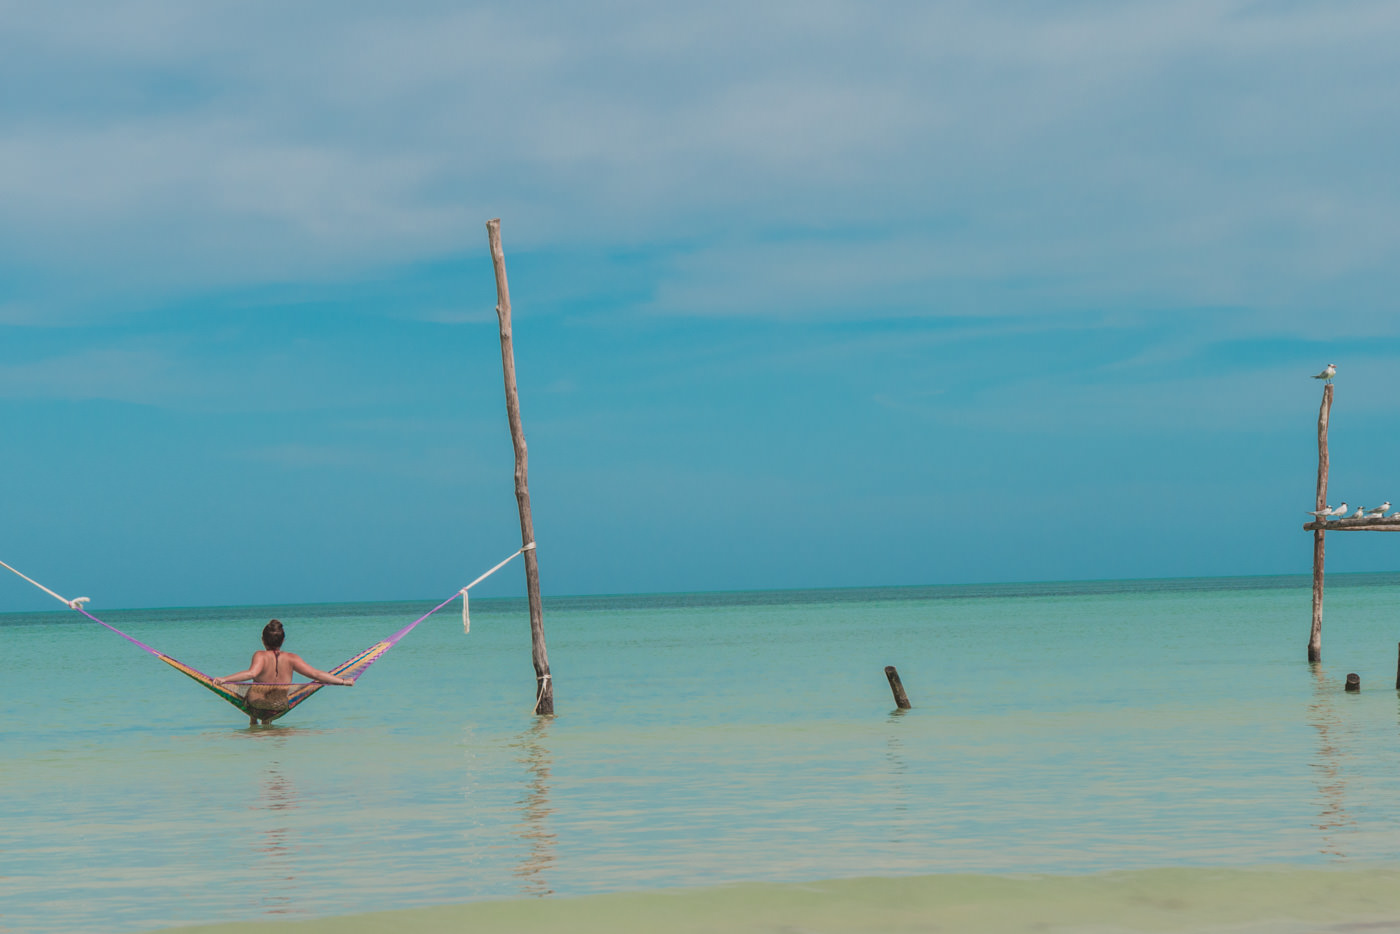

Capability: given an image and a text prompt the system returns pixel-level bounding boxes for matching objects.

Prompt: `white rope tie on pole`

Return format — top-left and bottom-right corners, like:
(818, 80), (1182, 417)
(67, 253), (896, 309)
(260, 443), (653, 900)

(533, 672), (551, 714)
(0, 559), (89, 610)
(459, 543), (536, 634)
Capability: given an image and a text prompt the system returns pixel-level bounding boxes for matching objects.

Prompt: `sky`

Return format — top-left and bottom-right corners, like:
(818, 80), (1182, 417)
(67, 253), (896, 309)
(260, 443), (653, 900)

(3, 0), (1400, 611)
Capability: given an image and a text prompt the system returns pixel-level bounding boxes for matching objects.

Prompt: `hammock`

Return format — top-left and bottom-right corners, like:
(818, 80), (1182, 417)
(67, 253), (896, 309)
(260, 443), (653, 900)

(1, 546), (531, 723)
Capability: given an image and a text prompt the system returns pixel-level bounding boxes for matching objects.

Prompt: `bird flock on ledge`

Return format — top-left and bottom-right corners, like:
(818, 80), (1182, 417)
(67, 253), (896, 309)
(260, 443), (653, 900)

(1309, 501), (1395, 522)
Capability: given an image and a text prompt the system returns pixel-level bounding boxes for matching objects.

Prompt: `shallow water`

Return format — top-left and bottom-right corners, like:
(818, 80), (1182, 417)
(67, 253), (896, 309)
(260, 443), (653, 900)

(6, 575), (1400, 933)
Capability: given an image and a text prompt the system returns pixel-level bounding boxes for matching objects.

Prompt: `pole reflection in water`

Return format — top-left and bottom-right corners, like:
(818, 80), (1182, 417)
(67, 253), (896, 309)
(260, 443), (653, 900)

(510, 718), (557, 896)
(250, 732), (300, 915)
(885, 710), (910, 845)
(1307, 664), (1353, 858)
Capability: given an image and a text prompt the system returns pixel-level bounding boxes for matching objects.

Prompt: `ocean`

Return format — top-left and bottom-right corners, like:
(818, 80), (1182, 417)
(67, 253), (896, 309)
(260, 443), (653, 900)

(6, 575), (1400, 933)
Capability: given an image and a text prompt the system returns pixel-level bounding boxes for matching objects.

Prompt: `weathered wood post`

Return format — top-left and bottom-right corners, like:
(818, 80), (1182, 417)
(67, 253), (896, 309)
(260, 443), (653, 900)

(884, 665), (912, 709)
(1394, 642), (1399, 690)
(1345, 673), (1360, 692)
(487, 218), (554, 716)
(1310, 383), (1332, 662)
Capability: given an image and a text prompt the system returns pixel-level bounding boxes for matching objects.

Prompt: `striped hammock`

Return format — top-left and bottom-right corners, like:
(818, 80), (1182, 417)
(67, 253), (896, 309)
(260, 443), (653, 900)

(2, 548), (529, 722)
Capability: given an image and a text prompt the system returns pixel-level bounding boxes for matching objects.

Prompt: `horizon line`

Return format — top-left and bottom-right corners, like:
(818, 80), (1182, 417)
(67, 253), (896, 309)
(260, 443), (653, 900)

(6, 568), (1399, 617)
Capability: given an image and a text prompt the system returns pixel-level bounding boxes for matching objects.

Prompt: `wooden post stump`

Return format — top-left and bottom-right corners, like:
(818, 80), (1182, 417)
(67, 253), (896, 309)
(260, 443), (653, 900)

(884, 665), (912, 709)
(1345, 673), (1360, 692)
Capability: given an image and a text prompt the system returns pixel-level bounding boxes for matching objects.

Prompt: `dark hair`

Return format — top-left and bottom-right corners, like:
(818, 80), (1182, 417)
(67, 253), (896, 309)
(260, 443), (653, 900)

(262, 619), (285, 650)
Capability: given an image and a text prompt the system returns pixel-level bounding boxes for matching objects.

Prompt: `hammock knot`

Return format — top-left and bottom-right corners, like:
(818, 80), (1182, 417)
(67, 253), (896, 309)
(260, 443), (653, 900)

(523, 541), (537, 551)
(68, 597), (90, 609)
(532, 671), (551, 714)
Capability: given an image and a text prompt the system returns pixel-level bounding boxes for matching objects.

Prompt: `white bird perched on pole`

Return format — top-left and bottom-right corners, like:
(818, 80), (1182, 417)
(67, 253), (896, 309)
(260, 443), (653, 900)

(1307, 506), (1333, 518)
(1368, 501), (1393, 518)
(1328, 502), (1349, 520)
(1312, 363), (1336, 383)
(1350, 507), (1366, 518)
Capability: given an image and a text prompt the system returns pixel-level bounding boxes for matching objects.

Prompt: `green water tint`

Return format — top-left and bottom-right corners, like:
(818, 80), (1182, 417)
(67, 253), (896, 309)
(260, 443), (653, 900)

(8, 575), (1400, 932)
(158, 868), (1400, 934)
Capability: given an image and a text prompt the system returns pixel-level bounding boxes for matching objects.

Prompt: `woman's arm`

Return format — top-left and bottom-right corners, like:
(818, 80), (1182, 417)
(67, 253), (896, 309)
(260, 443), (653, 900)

(215, 652), (266, 685)
(291, 655), (353, 686)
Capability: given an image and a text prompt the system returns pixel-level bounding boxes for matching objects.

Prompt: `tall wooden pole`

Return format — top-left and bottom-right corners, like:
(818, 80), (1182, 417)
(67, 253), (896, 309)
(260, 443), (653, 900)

(487, 218), (553, 715)
(1310, 383), (1333, 663)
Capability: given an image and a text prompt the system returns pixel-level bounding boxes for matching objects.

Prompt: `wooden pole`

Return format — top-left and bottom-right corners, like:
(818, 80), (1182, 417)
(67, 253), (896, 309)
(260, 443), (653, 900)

(487, 218), (554, 716)
(884, 665), (912, 709)
(1310, 383), (1332, 663)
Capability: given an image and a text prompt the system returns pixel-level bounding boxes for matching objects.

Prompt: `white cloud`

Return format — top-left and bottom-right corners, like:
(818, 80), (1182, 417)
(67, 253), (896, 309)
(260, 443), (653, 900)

(0, 337), (389, 411)
(237, 442), (364, 470)
(0, 0), (1395, 328)
(401, 307), (498, 325)
(0, 303), (53, 327)
(0, 346), (186, 404)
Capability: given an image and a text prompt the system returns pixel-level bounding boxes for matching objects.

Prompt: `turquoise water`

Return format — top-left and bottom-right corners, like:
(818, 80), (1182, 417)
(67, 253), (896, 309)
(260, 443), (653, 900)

(6, 575), (1400, 933)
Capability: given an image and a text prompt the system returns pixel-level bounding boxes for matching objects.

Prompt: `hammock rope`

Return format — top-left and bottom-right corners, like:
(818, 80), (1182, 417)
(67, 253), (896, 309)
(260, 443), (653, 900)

(533, 672), (552, 715)
(1, 547), (532, 722)
(460, 541), (534, 633)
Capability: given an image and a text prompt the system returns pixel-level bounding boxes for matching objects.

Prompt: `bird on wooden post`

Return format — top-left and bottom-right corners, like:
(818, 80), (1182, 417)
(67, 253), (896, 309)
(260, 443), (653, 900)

(1312, 363), (1336, 383)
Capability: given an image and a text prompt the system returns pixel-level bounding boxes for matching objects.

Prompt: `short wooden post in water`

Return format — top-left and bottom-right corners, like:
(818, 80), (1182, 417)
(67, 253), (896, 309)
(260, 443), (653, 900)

(1310, 383), (1333, 662)
(1345, 673), (1360, 692)
(1394, 642), (1400, 690)
(884, 665), (912, 709)
(487, 218), (554, 716)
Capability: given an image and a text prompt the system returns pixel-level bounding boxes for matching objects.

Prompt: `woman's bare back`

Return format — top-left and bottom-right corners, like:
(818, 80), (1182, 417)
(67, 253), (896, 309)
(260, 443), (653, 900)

(252, 648), (301, 683)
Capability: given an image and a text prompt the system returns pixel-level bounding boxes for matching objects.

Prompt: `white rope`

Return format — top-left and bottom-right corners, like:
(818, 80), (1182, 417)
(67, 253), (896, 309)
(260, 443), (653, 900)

(0, 559), (90, 610)
(533, 672), (551, 715)
(459, 543), (536, 634)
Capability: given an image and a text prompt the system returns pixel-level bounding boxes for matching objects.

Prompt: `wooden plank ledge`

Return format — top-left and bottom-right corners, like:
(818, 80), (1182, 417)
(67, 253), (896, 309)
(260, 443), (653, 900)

(1304, 518), (1400, 531)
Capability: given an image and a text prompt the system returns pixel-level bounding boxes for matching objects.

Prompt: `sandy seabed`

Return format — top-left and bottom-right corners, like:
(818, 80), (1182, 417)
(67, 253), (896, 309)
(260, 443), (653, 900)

(154, 867), (1400, 934)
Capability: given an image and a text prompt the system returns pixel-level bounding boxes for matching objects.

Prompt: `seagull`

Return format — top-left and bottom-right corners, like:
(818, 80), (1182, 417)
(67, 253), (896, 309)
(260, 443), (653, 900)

(1312, 363), (1337, 383)
(1328, 502), (1349, 520)
(1307, 506), (1333, 518)
(1350, 507), (1366, 518)
(1366, 501), (1392, 518)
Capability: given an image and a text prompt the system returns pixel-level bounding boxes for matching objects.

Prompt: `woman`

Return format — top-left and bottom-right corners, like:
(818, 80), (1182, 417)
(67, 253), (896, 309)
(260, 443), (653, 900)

(215, 619), (352, 725)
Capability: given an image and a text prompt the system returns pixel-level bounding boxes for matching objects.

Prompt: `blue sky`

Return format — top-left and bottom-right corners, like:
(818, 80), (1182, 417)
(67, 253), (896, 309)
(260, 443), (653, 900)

(4, 0), (1400, 610)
